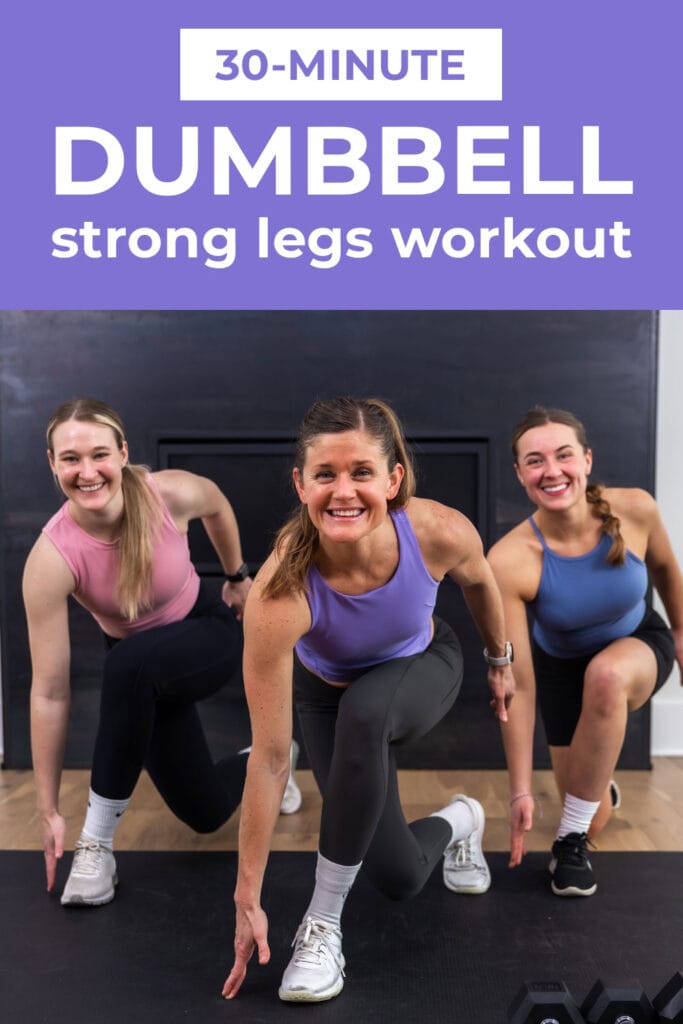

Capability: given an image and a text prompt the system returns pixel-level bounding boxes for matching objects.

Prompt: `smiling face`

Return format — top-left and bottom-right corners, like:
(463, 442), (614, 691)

(293, 430), (404, 546)
(48, 418), (129, 519)
(514, 421), (592, 512)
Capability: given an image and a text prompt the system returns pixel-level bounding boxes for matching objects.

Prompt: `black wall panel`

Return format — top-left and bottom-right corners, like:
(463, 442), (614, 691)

(0, 310), (658, 771)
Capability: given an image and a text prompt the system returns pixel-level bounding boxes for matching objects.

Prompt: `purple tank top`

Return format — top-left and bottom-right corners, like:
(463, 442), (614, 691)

(295, 508), (439, 682)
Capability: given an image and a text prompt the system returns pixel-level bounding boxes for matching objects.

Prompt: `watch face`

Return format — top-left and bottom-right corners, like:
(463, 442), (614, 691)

(484, 643), (513, 665)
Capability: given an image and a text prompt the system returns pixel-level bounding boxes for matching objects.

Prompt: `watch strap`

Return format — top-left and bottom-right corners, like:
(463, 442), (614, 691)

(483, 641), (514, 666)
(226, 561), (250, 583)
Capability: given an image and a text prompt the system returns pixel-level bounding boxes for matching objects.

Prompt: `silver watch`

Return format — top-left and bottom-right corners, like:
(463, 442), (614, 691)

(483, 641), (514, 667)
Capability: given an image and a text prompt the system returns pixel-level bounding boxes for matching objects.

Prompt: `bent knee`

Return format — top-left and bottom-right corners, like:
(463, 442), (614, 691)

(583, 662), (628, 717)
(187, 815), (225, 835)
(363, 863), (423, 902)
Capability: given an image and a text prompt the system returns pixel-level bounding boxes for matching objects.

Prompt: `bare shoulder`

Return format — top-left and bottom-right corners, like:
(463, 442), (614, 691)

(23, 533), (75, 602)
(606, 486), (658, 526)
(406, 495), (478, 546)
(244, 550), (311, 649)
(487, 520), (541, 601)
(152, 468), (199, 513)
(153, 468), (229, 523)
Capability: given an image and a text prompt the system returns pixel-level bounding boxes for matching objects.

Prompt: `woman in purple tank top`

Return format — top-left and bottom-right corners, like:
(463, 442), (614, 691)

(23, 398), (300, 910)
(223, 396), (515, 1005)
(488, 406), (683, 898)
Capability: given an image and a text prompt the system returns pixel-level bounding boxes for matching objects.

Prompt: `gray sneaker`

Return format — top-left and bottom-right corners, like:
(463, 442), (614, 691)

(442, 794), (491, 894)
(280, 740), (302, 815)
(278, 917), (345, 1002)
(60, 838), (118, 906)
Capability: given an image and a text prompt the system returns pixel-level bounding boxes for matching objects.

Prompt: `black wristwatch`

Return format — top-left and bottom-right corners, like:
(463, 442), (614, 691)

(225, 562), (250, 583)
(483, 641), (514, 667)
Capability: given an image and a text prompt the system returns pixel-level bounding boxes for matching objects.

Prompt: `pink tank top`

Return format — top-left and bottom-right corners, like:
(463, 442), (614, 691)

(42, 475), (200, 638)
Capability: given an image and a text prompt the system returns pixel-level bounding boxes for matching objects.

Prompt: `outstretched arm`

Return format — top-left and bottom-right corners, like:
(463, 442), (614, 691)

(222, 564), (310, 999)
(155, 469), (252, 617)
(643, 494), (683, 677)
(487, 539), (538, 866)
(23, 536), (75, 891)
(415, 499), (516, 721)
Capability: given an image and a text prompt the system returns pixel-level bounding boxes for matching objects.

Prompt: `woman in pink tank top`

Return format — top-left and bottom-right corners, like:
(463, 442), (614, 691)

(23, 398), (300, 909)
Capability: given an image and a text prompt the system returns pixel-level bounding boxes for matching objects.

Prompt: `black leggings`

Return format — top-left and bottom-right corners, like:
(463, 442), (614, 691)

(293, 617), (463, 900)
(91, 582), (246, 833)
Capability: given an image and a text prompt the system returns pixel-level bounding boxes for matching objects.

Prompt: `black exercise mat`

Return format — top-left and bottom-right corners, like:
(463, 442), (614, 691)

(2, 851), (681, 1023)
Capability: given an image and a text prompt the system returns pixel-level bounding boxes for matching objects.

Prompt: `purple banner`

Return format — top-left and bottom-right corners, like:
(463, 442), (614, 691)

(2, 0), (680, 309)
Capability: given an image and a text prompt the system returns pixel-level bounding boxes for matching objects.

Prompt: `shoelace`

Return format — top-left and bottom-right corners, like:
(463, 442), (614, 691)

(452, 835), (486, 872)
(555, 833), (594, 865)
(71, 840), (107, 877)
(290, 918), (345, 976)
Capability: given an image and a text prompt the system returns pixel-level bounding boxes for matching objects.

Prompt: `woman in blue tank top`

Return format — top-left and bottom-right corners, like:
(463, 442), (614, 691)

(223, 396), (515, 1005)
(488, 406), (683, 899)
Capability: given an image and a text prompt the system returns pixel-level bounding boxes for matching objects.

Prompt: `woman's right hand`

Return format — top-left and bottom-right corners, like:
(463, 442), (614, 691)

(41, 809), (67, 892)
(509, 794), (534, 868)
(222, 902), (271, 1000)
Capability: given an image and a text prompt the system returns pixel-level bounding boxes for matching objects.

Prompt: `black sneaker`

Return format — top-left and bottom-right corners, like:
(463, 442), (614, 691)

(609, 778), (622, 810)
(549, 832), (597, 897)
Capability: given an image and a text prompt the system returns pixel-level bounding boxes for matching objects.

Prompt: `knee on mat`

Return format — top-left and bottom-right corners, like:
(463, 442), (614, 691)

(187, 816), (225, 835)
(174, 806), (227, 835)
(363, 861), (423, 902)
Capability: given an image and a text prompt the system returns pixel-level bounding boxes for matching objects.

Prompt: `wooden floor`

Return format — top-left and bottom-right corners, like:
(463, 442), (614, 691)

(3, 757), (683, 853)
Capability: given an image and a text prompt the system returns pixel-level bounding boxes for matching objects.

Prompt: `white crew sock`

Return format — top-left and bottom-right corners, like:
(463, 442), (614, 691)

(303, 852), (362, 928)
(430, 798), (476, 845)
(556, 792), (601, 841)
(81, 788), (130, 848)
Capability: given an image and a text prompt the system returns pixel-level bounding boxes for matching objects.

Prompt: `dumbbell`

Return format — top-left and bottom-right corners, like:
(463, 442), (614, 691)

(581, 979), (655, 1023)
(653, 972), (683, 1023)
(508, 980), (586, 1023)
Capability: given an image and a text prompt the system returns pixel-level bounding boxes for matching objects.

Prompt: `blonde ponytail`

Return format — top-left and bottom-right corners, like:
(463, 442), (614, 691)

(117, 464), (163, 620)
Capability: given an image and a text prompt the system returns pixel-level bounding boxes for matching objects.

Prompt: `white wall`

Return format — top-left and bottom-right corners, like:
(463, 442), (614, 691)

(652, 310), (683, 754)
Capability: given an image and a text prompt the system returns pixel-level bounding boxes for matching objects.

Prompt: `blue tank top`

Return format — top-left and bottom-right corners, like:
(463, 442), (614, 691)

(529, 517), (647, 658)
(295, 508), (439, 682)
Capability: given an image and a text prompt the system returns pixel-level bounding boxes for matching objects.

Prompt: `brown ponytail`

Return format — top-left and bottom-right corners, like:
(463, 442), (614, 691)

(47, 398), (162, 620)
(512, 405), (626, 567)
(586, 483), (626, 566)
(263, 396), (416, 599)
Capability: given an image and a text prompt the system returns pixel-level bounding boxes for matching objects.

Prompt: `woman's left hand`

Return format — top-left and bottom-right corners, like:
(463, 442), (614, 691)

(222, 902), (270, 1000)
(487, 665), (515, 722)
(508, 793), (534, 867)
(221, 578), (253, 620)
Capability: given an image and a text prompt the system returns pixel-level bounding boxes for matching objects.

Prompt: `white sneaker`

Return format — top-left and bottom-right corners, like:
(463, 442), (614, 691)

(278, 916), (345, 1002)
(60, 838), (118, 906)
(442, 794), (491, 894)
(280, 739), (302, 815)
